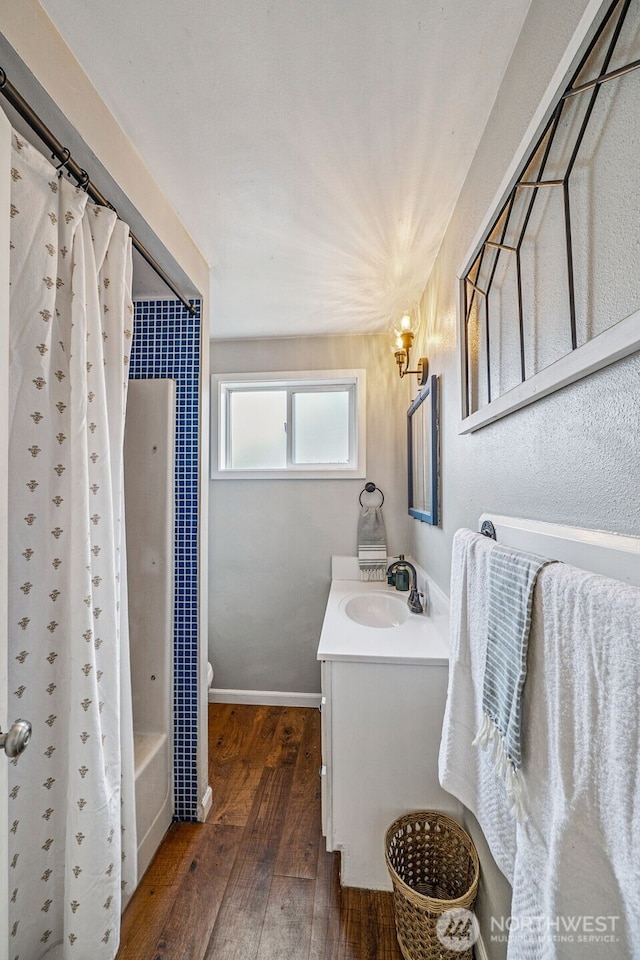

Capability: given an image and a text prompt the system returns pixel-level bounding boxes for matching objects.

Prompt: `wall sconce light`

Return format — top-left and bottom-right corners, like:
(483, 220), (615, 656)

(389, 301), (428, 386)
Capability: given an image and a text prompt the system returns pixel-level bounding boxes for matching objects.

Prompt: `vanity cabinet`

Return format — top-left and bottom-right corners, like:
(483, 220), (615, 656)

(319, 654), (459, 890)
(317, 564), (461, 889)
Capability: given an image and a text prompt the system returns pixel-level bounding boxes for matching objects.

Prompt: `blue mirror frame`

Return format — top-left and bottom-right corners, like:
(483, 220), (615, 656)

(407, 374), (439, 525)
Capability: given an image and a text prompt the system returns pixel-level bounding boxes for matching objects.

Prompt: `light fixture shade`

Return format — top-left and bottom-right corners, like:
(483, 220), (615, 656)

(388, 300), (419, 337)
(387, 299), (427, 384)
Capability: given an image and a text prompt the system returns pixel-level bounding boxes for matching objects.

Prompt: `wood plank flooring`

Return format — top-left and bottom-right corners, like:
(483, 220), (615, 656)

(117, 703), (403, 960)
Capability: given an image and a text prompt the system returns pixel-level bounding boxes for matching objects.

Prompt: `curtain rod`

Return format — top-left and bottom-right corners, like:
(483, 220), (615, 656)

(0, 66), (197, 316)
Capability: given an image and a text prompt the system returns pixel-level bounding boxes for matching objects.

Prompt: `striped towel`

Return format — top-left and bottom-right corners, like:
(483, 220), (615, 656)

(473, 543), (557, 816)
(357, 506), (387, 581)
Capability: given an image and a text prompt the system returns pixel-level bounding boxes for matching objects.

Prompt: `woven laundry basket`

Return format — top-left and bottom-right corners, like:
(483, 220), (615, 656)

(385, 812), (480, 960)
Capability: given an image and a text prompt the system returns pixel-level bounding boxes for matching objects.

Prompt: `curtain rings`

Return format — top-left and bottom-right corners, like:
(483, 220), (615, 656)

(53, 147), (71, 176)
(76, 169), (90, 192)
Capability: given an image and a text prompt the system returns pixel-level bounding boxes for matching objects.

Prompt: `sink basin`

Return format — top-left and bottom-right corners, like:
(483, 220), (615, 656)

(341, 592), (410, 628)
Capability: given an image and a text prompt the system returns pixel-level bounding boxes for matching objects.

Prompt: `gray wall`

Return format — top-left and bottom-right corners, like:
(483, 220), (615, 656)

(208, 333), (410, 693)
(409, 0), (640, 955)
(411, 0), (640, 596)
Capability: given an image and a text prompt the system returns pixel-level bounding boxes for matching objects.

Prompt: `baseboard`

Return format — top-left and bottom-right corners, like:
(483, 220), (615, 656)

(198, 784), (213, 823)
(208, 687), (321, 707)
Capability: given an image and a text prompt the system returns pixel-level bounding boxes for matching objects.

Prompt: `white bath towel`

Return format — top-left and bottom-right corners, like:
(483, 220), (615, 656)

(440, 528), (640, 959)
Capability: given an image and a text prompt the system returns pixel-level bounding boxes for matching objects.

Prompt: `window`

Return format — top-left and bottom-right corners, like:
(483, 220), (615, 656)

(211, 369), (366, 479)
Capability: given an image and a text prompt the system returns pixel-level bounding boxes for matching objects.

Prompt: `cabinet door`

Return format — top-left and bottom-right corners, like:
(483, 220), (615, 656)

(330, 660), (457, 889)
(319, 660), (333, 847)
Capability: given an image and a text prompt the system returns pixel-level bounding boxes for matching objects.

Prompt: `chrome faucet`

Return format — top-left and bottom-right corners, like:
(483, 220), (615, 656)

(386, 558), (424, 614)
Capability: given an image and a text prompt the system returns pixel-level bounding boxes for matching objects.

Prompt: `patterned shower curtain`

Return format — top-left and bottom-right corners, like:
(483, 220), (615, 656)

(7, 127), (136, 958)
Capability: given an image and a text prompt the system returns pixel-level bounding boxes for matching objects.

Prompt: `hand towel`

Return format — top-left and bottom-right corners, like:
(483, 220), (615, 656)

(473, 543), (557, 817)
(357, 505), (387, 581)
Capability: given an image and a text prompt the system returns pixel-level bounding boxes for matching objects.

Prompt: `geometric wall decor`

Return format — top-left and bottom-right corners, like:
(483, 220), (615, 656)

(460, 0), (640, 430)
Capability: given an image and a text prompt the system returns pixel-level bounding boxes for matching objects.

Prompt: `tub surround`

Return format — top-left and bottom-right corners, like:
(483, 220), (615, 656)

(124, 379), (175, 890)
(318, 556), (460, 889)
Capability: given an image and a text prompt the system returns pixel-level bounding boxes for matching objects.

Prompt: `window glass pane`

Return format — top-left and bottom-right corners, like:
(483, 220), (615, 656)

(292, 390), (350, 464)
(229, 390), (286, 468)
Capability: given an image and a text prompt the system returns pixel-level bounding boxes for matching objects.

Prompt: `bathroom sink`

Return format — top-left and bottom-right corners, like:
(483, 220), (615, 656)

(341, 592), (410, 628)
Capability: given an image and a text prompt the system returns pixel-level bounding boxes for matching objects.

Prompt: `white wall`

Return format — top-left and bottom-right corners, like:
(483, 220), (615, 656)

(408, 0), (640, 955)
(209, 333), (410, 694)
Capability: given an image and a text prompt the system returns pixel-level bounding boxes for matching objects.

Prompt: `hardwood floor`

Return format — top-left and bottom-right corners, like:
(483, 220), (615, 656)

(117, 703), (403, 960)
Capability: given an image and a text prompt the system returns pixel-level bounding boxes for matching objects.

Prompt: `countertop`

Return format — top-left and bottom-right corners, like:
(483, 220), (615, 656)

(317, 576), (450, 665)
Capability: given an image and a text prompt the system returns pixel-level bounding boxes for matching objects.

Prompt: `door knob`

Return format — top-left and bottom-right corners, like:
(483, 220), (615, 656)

(0, 719), (32, 758)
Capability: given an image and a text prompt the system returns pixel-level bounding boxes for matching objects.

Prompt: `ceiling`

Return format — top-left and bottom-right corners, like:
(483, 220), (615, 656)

(39, 0), (532, 340)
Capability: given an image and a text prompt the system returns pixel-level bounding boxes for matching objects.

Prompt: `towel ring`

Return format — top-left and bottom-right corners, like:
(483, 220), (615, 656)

(359, 482), (384, 507)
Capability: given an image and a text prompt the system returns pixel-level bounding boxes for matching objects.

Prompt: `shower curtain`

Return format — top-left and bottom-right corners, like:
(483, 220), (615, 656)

(6, 125), (136, 959)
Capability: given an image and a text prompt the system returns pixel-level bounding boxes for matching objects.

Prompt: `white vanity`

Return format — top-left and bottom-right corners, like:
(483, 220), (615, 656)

(317, 557), (460, 890)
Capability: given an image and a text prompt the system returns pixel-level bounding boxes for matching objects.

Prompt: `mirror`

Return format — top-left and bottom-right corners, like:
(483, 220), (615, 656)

(407, 374), (439, 524)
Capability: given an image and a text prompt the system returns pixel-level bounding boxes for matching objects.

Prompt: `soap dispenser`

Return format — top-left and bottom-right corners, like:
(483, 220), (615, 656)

(394, 555), (410, 592)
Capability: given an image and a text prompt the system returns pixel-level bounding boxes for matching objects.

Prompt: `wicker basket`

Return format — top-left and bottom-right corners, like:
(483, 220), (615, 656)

(385, 812), (480, 960)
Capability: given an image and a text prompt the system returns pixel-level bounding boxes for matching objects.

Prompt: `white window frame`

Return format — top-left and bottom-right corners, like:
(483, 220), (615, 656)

(211, 369), (366, 480)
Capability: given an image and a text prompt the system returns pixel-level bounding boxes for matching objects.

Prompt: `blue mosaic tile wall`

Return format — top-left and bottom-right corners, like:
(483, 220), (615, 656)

(130, 298), (201, 821)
